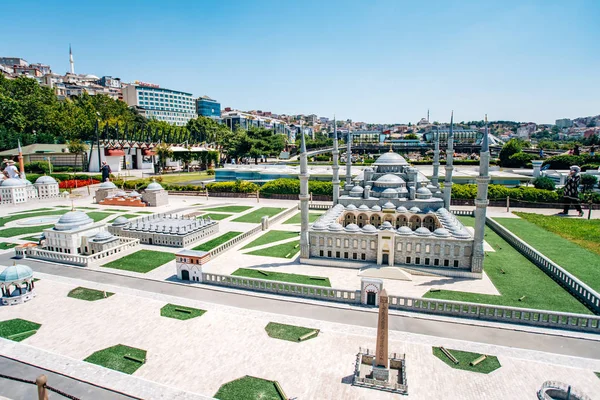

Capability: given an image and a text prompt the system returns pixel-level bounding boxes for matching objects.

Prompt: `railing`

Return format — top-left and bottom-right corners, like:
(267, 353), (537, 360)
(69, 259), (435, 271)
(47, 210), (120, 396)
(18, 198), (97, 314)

(450, 209), (475, 216)
(201, 272), (360, 304)
(486, 217), (600, 314)
(386, 295), (600, 333)
(537, 381), (592, 400)
(308, 203), (332, 210)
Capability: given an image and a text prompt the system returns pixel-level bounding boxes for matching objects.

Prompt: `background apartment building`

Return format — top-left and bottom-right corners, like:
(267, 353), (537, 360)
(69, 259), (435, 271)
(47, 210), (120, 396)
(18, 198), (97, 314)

(122, 82), (197, 126)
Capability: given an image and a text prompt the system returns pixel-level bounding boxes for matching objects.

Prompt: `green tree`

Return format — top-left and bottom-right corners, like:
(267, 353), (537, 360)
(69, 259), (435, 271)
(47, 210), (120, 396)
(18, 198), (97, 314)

(67, 139), (89, 171)
(499, 138), (523, 167)
(581, 174), (598, 192)
(405, 133), (419, 140)
(154, 143), (173, 172)
(532, 176), (555, 191)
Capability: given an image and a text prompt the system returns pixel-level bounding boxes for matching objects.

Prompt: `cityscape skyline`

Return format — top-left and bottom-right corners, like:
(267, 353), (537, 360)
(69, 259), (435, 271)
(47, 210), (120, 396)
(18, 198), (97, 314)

(2, 0), (599, 124)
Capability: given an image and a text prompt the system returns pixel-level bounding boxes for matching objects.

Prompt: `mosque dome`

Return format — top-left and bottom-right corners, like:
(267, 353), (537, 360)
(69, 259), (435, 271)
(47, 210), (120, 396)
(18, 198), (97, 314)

(381, 221), (394, 230)
(415, 227), (432, 236)
(358, 204), (370, 211)
(112, 216), (129, 226)
(0, 264), (33, 282)
(371, 205), (382, 212)
(344, 223), (361, 233)
(146, 180), (163, 191)
(454, 229), (472, 239)
(374, 174), (404, 188)
(327, 223), (344, 232)
(115, 190), (127, 197)
(54, 211), (94, 231)
(313, 222), (327, 231)
(373, 152), (408, 166)
(129, 190), (140, 197)
(24, 180), (33, 185)
(346, 204), (357, 211)
(35, 176), (57, 185)
(417, 187), (432, 195)
(396, 206), (408, 213)
(434, 228), (451, 237)
(99, 181), (117, 189)
(1, 178), (26, 187)
(409, 206), (421, 213)
(93, 231), (114, 242)
(361, 224), (377, 233)
(397, 226), (413, 235)
(383, 202), (396, 210)
(381, 188), (399, 198)
(350, 186), (364, 193)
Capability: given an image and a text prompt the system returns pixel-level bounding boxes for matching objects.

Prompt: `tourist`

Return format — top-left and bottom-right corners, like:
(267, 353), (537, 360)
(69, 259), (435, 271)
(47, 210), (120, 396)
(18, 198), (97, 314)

(590, 145), (596, 157)
(539, 148), (544, 158)
(101, 161), (111, 183)
(573, 144), (580, 156)
(559, 165), (583, 217)
(3, 160), (19, 179)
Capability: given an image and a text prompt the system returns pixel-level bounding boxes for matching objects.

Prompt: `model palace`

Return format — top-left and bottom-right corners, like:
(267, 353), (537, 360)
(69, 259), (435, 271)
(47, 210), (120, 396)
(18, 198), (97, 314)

(299, 115), (490, 278)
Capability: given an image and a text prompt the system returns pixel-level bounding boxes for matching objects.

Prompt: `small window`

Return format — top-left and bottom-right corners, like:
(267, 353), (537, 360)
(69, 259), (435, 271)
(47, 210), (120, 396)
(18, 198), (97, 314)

(406, 256), (411, 264)
(336, 251), (340, 258)
(454, 260), (459, 268)
(327, 250), (332, 257)
(444, 259), (449, 267)
(361, 254), (366, 260)
(415, 257), (420, 264)
(434, 259), (439, 266)
(319, 250), (324, 257)
(416, 243), (421, 252)
(344, 252), (348, 258)
(353, 252), (357, 260)
(425, 258), (430, 265)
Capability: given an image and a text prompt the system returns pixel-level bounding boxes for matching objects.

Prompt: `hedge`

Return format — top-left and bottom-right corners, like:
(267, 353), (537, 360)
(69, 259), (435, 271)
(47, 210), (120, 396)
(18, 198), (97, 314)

(27, 173), (103, 183)
(205, 181), (259, 193)
(259, 179), (333, 196)
(543, 154), (600, 170)
(451, 183), (600, 203)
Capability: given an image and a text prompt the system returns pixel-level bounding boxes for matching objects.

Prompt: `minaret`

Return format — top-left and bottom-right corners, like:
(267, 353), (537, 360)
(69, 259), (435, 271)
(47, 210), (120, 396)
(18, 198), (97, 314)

(299, 128), (310, 259)
(345, 130), (352, 186)
(443, 112), (454, 209)
(331, 117), (340, 204)
(471, 115), (490, 273)
(17, 139), (25, 180)
(432, 126), (440, 187)
(69, 44), (75, 74)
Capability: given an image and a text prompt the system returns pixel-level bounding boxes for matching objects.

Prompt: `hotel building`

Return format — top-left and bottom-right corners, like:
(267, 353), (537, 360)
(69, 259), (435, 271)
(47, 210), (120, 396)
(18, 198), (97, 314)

(122, 82), (197, 126)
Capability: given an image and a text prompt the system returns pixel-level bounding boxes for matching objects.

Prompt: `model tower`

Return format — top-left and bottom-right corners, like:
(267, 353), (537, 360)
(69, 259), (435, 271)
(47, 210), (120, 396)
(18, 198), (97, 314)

(345, 130), (352, 187)
(332, 118), (340, 204)
(299, 129), (310, 259)
(471, 115), (490, 273)
(443, 112), (454, 209)
(432, 127), (440, 187)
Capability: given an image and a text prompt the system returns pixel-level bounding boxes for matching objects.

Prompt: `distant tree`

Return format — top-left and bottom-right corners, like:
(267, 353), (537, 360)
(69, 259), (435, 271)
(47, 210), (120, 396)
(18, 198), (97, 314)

(154, 143), (173, 172)
(499, 138), (523, 167)
(67, 139), (88, 171)
(405, 133), (419, 140)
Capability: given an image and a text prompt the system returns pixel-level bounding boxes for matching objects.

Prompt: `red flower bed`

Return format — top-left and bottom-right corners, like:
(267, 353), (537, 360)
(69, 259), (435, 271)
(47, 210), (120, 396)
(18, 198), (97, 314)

(59, 179), (100, 189)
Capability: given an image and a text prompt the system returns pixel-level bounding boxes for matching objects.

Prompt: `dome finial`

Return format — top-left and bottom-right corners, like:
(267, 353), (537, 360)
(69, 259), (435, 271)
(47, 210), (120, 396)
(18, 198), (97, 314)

(389, 141), (393, 152)
(71, 199), (75, 211)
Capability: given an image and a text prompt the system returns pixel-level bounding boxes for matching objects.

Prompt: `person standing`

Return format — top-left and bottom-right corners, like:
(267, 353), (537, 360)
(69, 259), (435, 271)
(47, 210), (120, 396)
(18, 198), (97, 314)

(559, 165), (583, 217)
(100, 161), (111, 183)
(590, 145), (596, 157)
(573, 144), (580, 156)
(3, 160), (19, 179)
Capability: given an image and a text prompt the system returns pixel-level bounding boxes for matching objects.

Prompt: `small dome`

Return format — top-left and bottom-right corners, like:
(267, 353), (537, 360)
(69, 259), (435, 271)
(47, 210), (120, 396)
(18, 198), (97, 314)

(415, 227), (432, 236)
(116, 190), (127, 197)
(129, 190), (140, 197)
(371, 205), (382, 211)
(24, 179), (33, 185)
(434, 228), (451, 237)
(146, 180), (163, 191)
(364, 167), (374, 172)
(417, 187), (432, 195)
(381, 221), (394, 230)
(381, 188), (399, 198)
(93, 231), (114, 241)
(397, 226), (413, 235)
(454, 229), (472, 239)
(328, 223), (344, 232)
(396, 206), (408, 213)
(374, 152), (408, 165)
(362, 224), (377, 233)
(383, 201), (395, 210)
(358, 204), (370, 211)
(350, 186), (364, 193)
(99, 181), (117, 189)
(374, 174), (405, 187)
(346, 204), (357, 211)
(35, 175), (57, 185)
(112, 216), (128, 226)
(344, 223), (361, 232)
(0, 264), (33, 282)
(1, 178), (26, 187)
(54, 211), (93, 231)
(437, 208), (449, 214)
(409, 206), (421, 213)
(313, 222), (327, 230)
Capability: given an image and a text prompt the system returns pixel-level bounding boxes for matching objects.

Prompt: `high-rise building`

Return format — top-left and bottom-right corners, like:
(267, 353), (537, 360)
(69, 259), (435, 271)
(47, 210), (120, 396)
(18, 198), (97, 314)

(555, 118), (573, 129)
(122, 82), (197, 126)
(0, 57), (28, 67)
(196, 95), (221, 118)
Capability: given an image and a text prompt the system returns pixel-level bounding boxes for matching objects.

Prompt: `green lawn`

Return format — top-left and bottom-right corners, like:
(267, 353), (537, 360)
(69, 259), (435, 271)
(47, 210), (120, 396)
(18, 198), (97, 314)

(160, 303), (206, 320)
(232, 207), (286, 223)
(22, 236), (42, 242)
(192, 231), (242, 251)
(283, 212), (324, 225)
(84, 344), (147, 375)
(77, 207), (98, 210)
(247, 240), (301, 259)
(202, 205), (253, 213)
(214, 376), (284, 400)
(201, 213), (233, 221)
(423, 216), (591, 314)
(86, 211), (115, 222)
(0, 210), (68, 227)
(432, 347), (501, 374)
(0, 225), (54, 237)
(135, 211), (155, 214)
(0, 319), (41, 342)
(497, 215), (600, 292)
(0, 242), (18, 250)
(108, 214), (139, 222)
(10, 208), (55, 214)
(241, 230), (299, 250)
(264, 322), (319, 342)
(159, 171), (212, 184)
(102, 250), (175, 273)
(232, 268), (331, 287)
(67, 287), (114, 301)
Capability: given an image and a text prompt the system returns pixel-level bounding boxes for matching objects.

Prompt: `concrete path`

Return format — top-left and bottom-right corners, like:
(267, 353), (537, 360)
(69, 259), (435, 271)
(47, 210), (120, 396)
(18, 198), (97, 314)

(5, 255), (599, 360)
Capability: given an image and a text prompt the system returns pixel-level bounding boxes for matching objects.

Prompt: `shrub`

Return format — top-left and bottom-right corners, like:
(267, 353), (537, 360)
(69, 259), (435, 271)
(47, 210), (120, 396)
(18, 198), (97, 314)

(542, 155), (597, 169)
(581, 174), (598, 192)
(314, 155), (330, 162)
(581, 163), (600, 171)
(451, 183), (562, 203)
(532, 176), (555, 191)
(260, 178), (299, 195)
(206, 168), (215, 176)
(24, 161), (50, 174)
(205, 180), (259, 193)
(507, 152), (535, 168)
(499, 139), (522, 167)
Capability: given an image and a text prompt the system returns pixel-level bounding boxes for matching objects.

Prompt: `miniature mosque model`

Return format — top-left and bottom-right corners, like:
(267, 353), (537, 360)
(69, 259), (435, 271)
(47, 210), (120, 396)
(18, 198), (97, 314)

(0, 175), (60, 205)
(298, 115), (490, 278)
(0, 263), (36, 306)
(96, 179), (169, 207)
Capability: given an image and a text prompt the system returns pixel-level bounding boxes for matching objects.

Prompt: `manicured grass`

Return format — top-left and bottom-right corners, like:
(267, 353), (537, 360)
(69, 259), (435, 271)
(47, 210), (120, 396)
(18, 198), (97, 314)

(68, 287), (114, 301)
(232, 207), (286, 223)
(497, 215), (600, 292)
(21, 236), (42, 242)
(214, 376), (284, 400)
(201, 213), (233, 221)
(159, 171), (212, 184)
(283, 212), (324, 225)
(108, 214), (139, 222)
(77, 207), (98, 210)
(0, 242), (18, 250)
(160, 303), (206, 320)
(102, 250), (175, 273)
(135, 211), (154, 214)
(265, 322), (319, 342)
(0, 225), (54, 237)
(241, 230), (299, 250)
(515, 211), (600, 255)
(0, 319), (41, 342)
(84, 344), (147, 375)
(432, 347), (501, 374)
(247, 240), (301, 259)
(0, 210), (68, 227)
(9, 208), (55, 214)
(202, 205), (253, 213)
(232, 268), (331, 287)
(192, 231), (242, 251)
(423, 216), (591, 314)
(86, 211), (115, 222)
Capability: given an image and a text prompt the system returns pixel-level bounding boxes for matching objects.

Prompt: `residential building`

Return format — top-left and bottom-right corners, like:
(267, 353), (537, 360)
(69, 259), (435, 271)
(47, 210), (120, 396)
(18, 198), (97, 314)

(196, 95), (220, 118)
(306, 114), (318, 124)
(97, 76), (122, 89)
(29, 63), (51, 75)
(555, 118), (573, 129)
(12, 65), (43, 77)
(516, 123), (536, 139)
(221, 110), (291, 137)
(0, 57), (28, 67)
(122, 82), (197, 126)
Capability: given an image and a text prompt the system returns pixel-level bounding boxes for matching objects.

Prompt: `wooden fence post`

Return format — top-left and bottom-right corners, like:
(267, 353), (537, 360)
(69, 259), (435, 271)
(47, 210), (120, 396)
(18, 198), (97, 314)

(506, 196), (510, 213)
(36, 375), (48, 400)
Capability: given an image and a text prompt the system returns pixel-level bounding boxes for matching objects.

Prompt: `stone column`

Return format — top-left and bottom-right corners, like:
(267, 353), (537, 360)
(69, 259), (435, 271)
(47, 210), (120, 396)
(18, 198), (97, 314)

(532, 160), (543, 178)
(374, 288), (389, 379)
(443, 112), (454, 209)
(332, 119), (340, 204)
(345, 131), (352, 187)
(472, 116), (490, 274)
(299, 131), (310, 259)
(432, 128), (440, 187)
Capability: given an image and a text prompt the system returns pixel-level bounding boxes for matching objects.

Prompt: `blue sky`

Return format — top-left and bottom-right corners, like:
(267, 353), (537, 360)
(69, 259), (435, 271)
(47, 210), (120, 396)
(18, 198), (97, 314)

(3, 0), (599, 124)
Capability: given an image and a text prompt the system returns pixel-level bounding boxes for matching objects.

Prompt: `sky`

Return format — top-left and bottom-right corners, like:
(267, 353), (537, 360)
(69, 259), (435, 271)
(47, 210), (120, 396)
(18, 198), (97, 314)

(2, 0), (599, 124)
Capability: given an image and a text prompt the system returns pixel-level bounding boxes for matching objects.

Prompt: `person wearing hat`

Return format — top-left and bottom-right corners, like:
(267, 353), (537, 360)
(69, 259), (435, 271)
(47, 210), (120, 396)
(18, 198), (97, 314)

(2, 160), (19, 179)
(559, 165), (583, 217)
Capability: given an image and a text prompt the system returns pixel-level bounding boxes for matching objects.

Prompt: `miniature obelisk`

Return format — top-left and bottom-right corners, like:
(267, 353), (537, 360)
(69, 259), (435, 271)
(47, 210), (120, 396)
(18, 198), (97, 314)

(373, 288), (390, 380)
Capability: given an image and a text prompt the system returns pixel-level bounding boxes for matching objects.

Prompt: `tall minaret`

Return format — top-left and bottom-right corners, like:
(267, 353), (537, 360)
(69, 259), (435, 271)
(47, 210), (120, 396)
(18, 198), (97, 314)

(69, 44), (75, 74)
(432, 126), (440, 187)
(299, 128), (310, 259)
(331, 117), (340, 204)
(345, 130), (352, 186)
(471, 115), (490, 273)
(443, 112), (454, 209)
